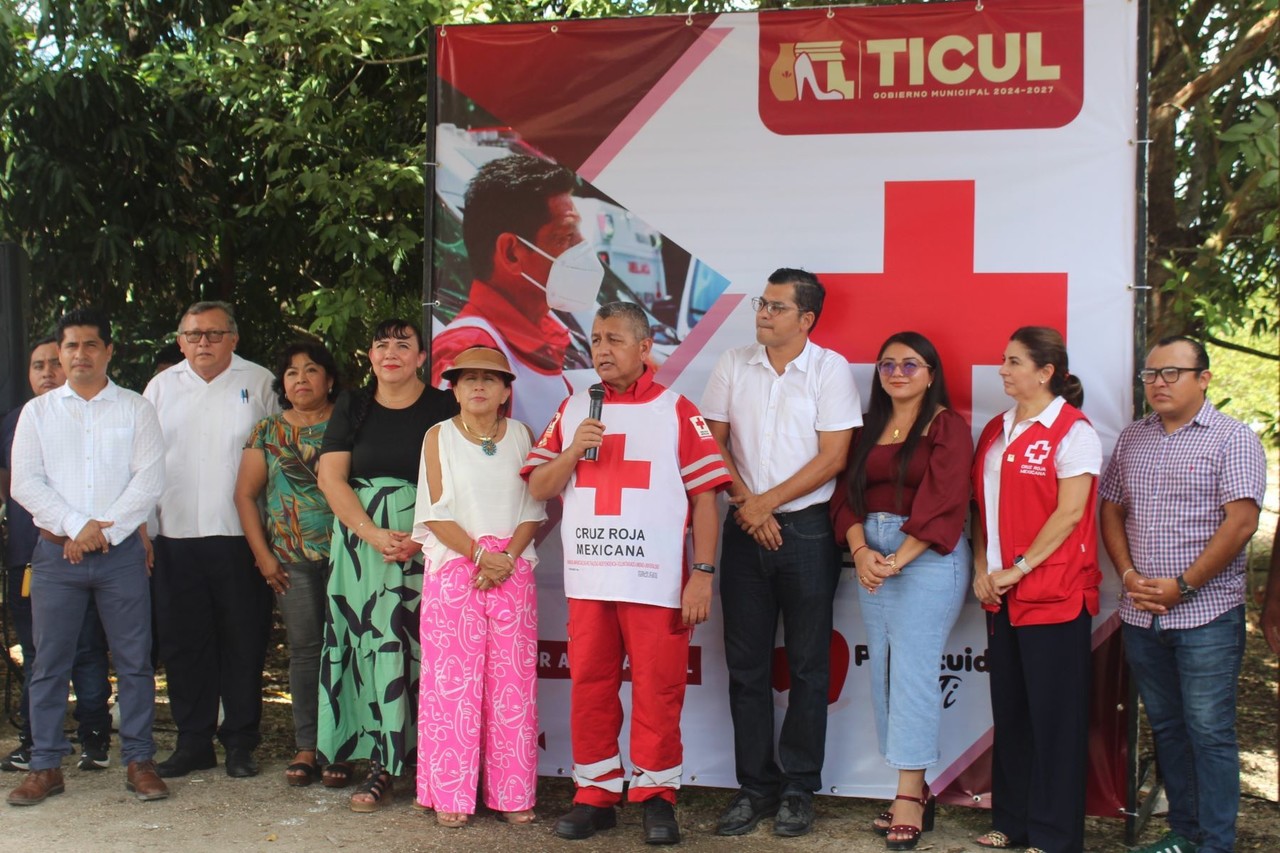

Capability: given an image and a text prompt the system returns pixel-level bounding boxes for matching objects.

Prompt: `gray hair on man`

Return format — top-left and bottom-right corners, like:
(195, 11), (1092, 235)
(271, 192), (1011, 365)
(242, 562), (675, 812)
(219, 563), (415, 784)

(183, 300), (239, 334)
(595, 301), (651, 342)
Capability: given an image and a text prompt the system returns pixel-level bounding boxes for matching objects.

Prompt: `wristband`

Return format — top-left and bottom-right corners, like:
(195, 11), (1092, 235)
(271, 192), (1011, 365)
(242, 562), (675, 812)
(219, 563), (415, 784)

(501, 550), (514, 560)
(473, 543), (486, 565)
(1121, 568), (1136, 587)
(691, 562), (716, 575)
(851, 544), (869, 560)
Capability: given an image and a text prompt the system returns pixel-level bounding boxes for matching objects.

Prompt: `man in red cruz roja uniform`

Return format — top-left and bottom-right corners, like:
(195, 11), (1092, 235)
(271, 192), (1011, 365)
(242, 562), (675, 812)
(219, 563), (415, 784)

(523, 301), (730, 845)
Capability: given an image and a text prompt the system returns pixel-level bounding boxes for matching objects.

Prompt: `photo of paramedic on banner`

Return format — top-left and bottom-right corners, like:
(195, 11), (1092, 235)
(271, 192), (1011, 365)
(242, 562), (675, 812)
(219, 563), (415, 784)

(430, 119), (726, 437)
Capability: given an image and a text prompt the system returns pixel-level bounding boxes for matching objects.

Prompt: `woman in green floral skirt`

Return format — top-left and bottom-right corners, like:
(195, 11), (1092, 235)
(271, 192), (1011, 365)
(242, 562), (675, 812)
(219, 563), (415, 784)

(315, 319), (458, 812)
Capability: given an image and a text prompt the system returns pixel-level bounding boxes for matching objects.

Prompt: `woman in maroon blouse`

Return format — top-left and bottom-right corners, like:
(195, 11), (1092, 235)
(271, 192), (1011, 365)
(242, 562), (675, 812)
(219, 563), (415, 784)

(835, 331), (973, 851)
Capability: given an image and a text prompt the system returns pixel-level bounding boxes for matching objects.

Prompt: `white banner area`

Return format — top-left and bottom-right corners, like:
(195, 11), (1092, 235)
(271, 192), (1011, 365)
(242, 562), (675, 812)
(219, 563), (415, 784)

(433, 0), (1139, 807)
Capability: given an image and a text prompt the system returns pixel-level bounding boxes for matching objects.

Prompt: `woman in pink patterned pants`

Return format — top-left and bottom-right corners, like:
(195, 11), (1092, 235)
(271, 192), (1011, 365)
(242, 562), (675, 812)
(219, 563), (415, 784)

(412, 347), (545, 827)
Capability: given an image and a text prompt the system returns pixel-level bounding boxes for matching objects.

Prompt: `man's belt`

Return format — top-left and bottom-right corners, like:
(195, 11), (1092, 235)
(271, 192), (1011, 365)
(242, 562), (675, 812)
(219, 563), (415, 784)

(38, 529), (69, 546)
(772, 502), (830, 524)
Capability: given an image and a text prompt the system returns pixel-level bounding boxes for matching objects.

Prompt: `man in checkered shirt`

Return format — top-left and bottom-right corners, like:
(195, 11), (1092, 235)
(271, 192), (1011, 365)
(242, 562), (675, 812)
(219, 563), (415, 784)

(1100, 335), (1266, 853)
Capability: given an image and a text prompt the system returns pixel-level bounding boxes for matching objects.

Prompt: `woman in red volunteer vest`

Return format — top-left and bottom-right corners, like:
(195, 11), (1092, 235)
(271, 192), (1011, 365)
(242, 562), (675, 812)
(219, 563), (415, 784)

(970, 327), (1101, 853)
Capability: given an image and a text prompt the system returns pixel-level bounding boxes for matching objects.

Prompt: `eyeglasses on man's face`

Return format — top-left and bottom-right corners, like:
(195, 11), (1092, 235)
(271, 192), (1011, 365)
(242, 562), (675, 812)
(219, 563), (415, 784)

(180, 330), (232, 344)
(876, 359), (930, 378)
(1138, 366), (1201, 385)
(750, 297), (800, 317)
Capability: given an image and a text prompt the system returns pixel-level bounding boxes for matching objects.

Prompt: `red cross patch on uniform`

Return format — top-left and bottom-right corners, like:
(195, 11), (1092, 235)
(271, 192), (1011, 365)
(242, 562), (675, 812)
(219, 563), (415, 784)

(689, 415), (712, 439)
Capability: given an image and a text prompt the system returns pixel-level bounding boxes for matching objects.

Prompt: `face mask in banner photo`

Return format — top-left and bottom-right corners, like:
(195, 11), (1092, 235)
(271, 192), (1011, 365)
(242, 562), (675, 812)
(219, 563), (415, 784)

(518, 237), (606, 313)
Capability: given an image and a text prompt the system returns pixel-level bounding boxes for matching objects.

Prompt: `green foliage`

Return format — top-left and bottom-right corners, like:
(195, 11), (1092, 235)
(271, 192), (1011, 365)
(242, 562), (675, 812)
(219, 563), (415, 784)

(0, 0), (1275, 419)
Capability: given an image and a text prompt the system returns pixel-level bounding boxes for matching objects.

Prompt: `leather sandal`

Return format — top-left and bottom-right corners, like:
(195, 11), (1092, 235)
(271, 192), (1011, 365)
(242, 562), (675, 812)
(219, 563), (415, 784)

(349, 764), (393, 813)
(321, 762), (353, 789)
(975, 830), (1014, 849)
(872, 808), (893, 835)
(885, 783), (935, 851)
(285, 751), (319, 787)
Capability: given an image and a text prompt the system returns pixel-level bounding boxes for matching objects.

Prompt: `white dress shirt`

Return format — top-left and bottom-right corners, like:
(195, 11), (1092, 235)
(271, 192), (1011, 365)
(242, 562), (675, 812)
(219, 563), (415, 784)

(11, 381), (165, 545)
(700, 339), (862, 512)
(143, 354), (279, 538)
(980, 396), (1102, 571)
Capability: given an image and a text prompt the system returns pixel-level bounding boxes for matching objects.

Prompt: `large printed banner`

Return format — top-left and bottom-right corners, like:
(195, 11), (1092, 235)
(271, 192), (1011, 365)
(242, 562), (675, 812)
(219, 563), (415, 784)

(431, 0), (1138, 813)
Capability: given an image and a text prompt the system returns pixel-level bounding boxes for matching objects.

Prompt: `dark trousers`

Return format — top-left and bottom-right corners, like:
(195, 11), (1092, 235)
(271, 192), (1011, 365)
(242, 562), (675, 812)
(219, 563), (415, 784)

(28, 535), (156, 768)
(7, 565), (111, 743)
(154, 536), (272, 751)
(988, 605), (1091, 853)
(719, 505), (840, 795)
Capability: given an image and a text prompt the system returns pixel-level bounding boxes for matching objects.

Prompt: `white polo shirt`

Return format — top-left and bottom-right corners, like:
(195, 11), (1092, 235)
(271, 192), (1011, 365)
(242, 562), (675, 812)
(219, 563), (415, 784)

(700, 339), (861, 512)
(143, 354), (278, 538)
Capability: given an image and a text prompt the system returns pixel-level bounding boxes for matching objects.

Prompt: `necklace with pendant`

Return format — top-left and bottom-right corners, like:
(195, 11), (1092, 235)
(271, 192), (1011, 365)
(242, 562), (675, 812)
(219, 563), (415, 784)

(459, 417), (500, 456)
(891, 427), (901, 442)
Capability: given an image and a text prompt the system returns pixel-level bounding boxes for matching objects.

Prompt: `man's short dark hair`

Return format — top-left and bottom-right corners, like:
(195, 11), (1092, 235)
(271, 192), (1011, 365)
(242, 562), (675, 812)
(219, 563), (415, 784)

(767, 267), (826, 330)
(30, 335), (56, 352)
(1154, 334), (1210, 372)
(596, 301), (651, 342)
(463, 155), (578, 281)
(55, 308), (112, 347)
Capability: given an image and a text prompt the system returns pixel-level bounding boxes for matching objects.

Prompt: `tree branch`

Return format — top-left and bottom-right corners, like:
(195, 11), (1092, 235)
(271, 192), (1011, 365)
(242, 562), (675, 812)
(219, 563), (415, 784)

(1153, 10), (1278, 134)
(1205, 333), (1280, 361)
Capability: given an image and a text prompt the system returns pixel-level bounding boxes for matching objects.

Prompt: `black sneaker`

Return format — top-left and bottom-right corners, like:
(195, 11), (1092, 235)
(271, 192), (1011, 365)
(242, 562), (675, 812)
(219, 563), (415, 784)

(0, 743), (32, 772)
(773, 791), (815, 837)
(78, 732), (111, 770)
(554, 803), (618, 840)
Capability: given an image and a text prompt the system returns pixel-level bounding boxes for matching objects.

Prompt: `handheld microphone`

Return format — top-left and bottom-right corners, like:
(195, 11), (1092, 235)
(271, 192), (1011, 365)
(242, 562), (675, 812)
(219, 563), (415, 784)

(584, 384), (605, 462)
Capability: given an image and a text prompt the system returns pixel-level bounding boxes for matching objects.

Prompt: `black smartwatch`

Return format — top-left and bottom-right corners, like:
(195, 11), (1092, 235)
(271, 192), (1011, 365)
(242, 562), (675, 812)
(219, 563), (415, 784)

(691, 562), (716, 575)
(1176, 575), (1197, 600)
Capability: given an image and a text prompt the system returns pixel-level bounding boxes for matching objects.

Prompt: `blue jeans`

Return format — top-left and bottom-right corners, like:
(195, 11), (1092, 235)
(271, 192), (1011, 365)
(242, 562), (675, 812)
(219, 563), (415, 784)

(7, 560), (112, 743)
(28, 535), (156, 768)
(858, 513), (967, 769)
(1123, 605), (1245, 853)
(720, 505), (840, 795)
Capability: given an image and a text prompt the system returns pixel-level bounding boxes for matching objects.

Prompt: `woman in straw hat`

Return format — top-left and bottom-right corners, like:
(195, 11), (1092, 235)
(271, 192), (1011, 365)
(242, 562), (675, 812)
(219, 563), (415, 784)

(411, 346), (546, 828)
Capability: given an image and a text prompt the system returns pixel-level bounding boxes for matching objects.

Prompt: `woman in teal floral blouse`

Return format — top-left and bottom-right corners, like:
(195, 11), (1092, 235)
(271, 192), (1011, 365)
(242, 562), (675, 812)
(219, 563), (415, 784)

(234, 341), (339, 787)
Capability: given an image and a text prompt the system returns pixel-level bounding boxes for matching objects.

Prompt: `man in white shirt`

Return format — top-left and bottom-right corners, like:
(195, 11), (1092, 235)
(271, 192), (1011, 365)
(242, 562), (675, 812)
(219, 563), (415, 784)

(143, 301), (278, 779)
(8, 308), (168, 805)
(700, 269), (860, 837)
(0, 336), (112, 774)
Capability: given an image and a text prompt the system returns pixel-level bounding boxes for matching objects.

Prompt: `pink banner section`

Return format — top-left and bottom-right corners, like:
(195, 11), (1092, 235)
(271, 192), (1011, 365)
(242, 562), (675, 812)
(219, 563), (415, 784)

(579, 25), (732, 183)
(655, 292), (745, 388)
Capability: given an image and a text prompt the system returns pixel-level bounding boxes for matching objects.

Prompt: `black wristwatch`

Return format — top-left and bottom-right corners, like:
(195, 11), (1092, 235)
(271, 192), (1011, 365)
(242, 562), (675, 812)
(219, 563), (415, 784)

(1176, 575), (1197, 600)
(691, 562), (716, 575)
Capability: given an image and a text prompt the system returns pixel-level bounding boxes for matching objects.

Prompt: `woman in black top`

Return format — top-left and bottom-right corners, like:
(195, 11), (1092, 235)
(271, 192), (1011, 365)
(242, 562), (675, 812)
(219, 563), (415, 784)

(315, 319), (457, 811)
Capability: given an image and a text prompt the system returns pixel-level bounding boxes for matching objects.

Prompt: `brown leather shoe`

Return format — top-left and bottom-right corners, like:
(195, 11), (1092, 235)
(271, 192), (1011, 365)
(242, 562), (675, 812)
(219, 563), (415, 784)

(126, 760), (170, 801)
(7, 768), (65, 806)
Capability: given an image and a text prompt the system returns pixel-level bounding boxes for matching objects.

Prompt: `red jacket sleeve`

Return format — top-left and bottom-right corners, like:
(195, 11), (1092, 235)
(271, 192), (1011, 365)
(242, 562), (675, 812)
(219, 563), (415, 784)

(673, 396), (732, 496)
(901, 409), (974, 554)
(520, 396), (570, 480)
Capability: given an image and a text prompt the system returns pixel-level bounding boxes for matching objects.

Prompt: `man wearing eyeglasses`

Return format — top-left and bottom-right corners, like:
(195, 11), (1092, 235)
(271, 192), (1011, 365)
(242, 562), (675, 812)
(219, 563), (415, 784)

(1099, 335), (1265, 853)
(700, 269), (860, 838)
(143, 301), (278, 780)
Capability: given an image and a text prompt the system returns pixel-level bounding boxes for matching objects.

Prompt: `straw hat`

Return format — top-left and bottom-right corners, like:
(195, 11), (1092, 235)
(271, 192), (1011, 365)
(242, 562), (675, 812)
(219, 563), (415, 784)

(441, 346), (516, 383)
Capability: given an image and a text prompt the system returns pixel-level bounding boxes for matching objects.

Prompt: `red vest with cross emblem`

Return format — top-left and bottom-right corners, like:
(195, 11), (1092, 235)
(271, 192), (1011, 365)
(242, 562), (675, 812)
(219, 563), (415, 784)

(972, 404), (1101, 626)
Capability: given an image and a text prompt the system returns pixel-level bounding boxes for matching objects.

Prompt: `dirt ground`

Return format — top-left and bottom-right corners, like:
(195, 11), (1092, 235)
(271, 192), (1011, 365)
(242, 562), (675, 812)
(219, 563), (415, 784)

(3, 525), (1278, 852)
(2, 612), (1276, 853)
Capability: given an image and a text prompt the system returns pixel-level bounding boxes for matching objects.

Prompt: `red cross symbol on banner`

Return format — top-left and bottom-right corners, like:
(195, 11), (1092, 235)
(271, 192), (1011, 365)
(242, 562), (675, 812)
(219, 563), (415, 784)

(811, 181), (1069, 423)
(574, 433), (652, 516)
